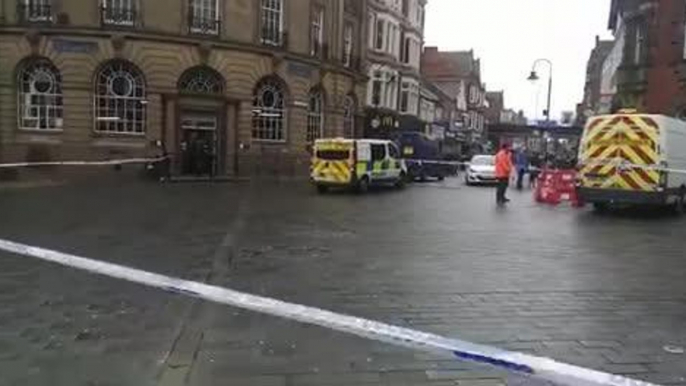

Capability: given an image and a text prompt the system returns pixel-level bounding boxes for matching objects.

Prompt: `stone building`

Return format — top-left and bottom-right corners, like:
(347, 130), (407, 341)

(0, 0), (368, 177)
(363, 0), (426, 138)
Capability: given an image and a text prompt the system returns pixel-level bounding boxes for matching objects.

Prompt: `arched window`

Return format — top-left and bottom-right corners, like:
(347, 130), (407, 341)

(252, 77), (286, 141)
(94, 60), (146, 134)
(178, 66), (224, 94)
(343, 95), (355, 138)
(17, 57), (63, 131)
(307, 89), (324, 142)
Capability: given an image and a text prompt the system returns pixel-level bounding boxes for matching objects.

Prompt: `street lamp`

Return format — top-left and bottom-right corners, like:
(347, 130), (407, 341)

(527, 59), (553, 123)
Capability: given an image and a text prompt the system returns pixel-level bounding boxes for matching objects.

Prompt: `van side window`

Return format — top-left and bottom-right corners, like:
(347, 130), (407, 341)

(371, 144), (386, 161)
(388, 144), (399, 159)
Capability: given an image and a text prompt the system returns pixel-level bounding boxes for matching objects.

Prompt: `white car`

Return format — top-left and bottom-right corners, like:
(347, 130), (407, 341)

(465, 155), (497, 185)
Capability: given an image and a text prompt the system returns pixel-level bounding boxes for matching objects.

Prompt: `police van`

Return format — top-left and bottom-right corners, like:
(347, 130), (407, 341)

(311, 138), (407, 193)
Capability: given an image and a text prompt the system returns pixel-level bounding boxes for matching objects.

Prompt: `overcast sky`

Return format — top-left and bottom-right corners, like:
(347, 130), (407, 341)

(424, 0), (614, 121)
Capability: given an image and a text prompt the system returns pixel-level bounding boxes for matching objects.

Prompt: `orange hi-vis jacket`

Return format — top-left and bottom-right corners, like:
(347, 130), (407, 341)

(495, 149), (513, 179)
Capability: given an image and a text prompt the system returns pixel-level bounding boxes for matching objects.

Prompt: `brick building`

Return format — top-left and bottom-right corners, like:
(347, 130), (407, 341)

(420, 47), (487, 148)
(0, 0), (368, 177)
(577, 35), (613, 123)
(607, 0), (686, 117)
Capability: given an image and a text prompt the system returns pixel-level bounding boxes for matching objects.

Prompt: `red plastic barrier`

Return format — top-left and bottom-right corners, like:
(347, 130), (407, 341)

(534, 168), (582, 207)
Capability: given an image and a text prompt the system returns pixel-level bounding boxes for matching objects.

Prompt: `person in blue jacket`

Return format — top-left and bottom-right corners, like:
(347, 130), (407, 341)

(514, 148), (529, 190)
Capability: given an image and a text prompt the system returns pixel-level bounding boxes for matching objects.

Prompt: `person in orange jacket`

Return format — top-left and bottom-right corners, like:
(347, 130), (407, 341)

(495, 143), (514, 205)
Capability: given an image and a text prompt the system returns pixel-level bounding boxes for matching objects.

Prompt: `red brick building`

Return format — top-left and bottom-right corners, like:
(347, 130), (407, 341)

(609, 0), (686, 116)
(421, 47), (487, 147)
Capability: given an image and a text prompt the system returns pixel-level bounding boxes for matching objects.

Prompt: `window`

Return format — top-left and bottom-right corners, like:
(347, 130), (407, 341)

(343, 23), (353, 67)
(178, 66), (224, 94)
(401, 34), (410, 64)
(102, 0), (136, 26)
(189, 0), (220, 35)
(400, 81), (419, 115)
(261, 0), (283, 46)
(371, 144), (386, 161)
(388, 143), (399, 159)
(307, 89), (324, 142)
(19, 0), (52, 22)
(634, 22), (645, 64)
(94, 60), (146, 134)
(343, 95), (355, 138)
(375, 19), (384, 50)
(17, 58), (63, 131)
(368, 67), (398, 109)
(310, 7), (324, 57)
(252, 77), (286, 141)
(371, 71), (383, 106)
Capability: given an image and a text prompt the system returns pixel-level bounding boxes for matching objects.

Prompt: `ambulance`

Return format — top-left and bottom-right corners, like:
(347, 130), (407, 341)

(577, 112), (686, 211)
(311, 138), (407, 193)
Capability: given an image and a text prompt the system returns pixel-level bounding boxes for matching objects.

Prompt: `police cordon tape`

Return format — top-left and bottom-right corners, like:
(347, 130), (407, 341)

(0, 238), (659, 386)
(0, 156), (168, 169)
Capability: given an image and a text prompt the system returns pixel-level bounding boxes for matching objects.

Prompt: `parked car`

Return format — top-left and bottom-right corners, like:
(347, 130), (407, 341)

(465, 155), (497, 185)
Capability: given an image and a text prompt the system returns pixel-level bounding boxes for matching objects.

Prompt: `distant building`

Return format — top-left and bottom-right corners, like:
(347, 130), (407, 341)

(578, 35), (614, 123)
(421, 47), (487, 148)
(364, 0), (427, 137)
(484, 91), (504, 124)
(606, 0), (686, 117)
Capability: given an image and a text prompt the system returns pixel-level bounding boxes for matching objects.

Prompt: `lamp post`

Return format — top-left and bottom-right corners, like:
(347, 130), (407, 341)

(527, 59), (553, 123)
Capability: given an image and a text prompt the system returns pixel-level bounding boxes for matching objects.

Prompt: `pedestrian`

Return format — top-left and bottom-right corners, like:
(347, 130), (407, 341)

(529, 153), (542, 188)
(514, 148), (529, 190)
(495, 144), (513, 205)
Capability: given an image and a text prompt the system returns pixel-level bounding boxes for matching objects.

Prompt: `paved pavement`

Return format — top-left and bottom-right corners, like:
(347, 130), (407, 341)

(1, 177), (685, 386)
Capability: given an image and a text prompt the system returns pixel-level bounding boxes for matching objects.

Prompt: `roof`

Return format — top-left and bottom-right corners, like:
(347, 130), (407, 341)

(422, 47), (481, 79)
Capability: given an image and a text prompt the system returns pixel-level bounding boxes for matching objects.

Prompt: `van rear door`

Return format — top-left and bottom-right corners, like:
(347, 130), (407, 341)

(579, 114), (661, 191)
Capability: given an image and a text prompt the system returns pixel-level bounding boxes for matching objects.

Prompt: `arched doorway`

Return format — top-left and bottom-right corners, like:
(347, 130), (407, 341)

(176, 66), (226, 176)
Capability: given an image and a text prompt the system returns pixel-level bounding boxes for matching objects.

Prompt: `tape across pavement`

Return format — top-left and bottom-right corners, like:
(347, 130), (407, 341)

(0, 238), (658, 386)
(0, 157), (168, 169)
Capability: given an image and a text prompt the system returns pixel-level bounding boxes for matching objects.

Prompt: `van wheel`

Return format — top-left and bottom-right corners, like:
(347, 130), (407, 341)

(316, 185), (329, 194)
(356, 176), (370, 194)
(437, 175), (445, 181)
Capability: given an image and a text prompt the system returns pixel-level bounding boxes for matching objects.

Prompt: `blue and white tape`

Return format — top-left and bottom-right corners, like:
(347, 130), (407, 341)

(0, 239), (660, 386)
(0, 156), (168, 169)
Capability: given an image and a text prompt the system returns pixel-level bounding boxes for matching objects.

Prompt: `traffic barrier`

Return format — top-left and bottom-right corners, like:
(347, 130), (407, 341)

(0, 238), (661, 386)
(534, 168), (582, 207)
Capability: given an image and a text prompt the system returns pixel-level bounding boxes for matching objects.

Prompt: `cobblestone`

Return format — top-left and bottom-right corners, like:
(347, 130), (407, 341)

(0, 179), (685, 385)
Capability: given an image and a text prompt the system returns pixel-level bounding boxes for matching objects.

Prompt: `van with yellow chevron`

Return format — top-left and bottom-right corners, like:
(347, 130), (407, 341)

(311, 138), (408, 194)
(577, 111), (686, 211)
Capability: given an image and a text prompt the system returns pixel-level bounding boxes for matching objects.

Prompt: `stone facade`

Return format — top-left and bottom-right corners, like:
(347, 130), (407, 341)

(0, 0), (368, 177)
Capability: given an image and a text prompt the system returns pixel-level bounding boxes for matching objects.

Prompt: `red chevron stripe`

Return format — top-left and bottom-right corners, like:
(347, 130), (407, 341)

(620, 173), (642, 190)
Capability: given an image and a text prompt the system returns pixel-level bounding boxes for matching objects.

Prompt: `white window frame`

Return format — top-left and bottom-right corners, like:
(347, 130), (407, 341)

(367, 65), (398, 110)
(17, 58), (63, 131)
(310, 6), (324, 57)
(307, 90), (324, 142)
(21, 0), (52, 22)
(94, 60), (147, 135)
(399, 79), (419, 115)
(102, 0), (136, 26)
(261, 0), (284, 46)
(343, 23), (353, 67)
(189, 0), (220, 35)
(252, 78), (287, 142)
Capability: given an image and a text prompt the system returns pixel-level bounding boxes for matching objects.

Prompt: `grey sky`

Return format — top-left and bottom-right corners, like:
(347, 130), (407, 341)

(424, 0), (613, 121)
